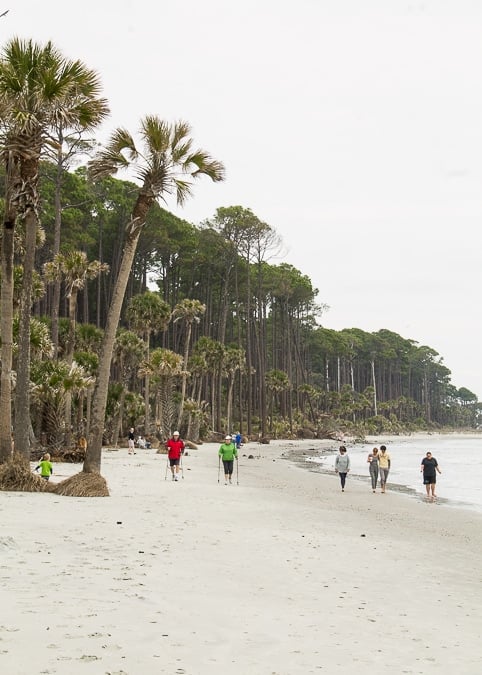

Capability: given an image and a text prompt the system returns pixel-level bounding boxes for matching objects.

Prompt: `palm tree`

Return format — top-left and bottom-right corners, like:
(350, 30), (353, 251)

(172, 298), (206, 432)
(223, 346), (246, 433)
(0, 37), (109, 461)
(111, 328), (145, 446)
(126, 291), (171, 435)
(44, 250), (109, 447)
(84, 116), (224, 475)
(265, 369), (291, 434)
(139, 348), (184, 439)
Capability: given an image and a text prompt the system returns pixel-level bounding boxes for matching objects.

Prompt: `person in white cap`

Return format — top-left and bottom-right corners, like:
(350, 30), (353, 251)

(165, 431), (185, 481)
(218, 435), (238, 485)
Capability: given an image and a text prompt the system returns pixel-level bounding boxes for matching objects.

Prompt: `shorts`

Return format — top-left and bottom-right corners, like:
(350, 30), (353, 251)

(423, 475), (436, 485)
(169, 458), (180, 466)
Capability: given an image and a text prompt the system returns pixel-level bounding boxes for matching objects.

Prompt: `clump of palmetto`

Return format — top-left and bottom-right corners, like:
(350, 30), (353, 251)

(0, 453), (55, 492)
(53, 471), (109, 497)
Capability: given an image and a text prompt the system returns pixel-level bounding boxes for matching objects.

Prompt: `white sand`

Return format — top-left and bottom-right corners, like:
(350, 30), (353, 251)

(1, 438), (481, 675)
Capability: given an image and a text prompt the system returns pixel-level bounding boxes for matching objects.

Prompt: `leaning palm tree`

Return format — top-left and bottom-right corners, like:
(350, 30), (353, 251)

(83, 117), (225, 477)
(0, 38), (109, 463)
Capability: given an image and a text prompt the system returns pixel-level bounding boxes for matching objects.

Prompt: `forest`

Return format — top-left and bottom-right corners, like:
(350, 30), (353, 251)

(0, 38), (480, 494)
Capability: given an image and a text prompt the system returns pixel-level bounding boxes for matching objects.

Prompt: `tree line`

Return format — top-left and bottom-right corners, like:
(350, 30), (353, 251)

(0, 38), (479, 490)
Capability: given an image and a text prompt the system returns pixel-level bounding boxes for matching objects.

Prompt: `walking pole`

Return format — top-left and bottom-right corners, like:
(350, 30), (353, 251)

(164, 454), (169, 481)
(236, 456), (239, 485)
(180, 454), (184, 479)
(218, 455), (221, 483)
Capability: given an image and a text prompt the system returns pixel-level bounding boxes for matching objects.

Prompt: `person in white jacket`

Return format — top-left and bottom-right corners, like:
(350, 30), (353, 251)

(335, 445), (350, 492)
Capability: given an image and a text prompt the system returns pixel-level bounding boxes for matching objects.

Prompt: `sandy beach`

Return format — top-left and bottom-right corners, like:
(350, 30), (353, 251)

(1, 437), (481, 675)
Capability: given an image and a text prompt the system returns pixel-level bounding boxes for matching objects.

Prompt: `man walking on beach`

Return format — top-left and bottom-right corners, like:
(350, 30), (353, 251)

(378, 445), (391, 493)
(165, 431), (185, 481)
(420, 451), (441, 501)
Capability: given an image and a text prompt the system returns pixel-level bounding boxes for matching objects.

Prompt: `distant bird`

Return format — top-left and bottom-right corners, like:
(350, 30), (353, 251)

(0, 10), (9, 18)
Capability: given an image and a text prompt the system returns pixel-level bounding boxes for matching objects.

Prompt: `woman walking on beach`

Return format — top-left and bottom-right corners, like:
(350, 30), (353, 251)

(420, 451), (441, 501)
(219, 435), (238, 485)
(367, 447), (379, 492)
(127, 427), (136, 455)
(335, 445), (350, 492)
(378, 445), (391, 493)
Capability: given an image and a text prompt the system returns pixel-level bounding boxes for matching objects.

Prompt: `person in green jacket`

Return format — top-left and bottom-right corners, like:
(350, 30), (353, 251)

(219, 435), (238, 485)
(35, 453), (53, 481)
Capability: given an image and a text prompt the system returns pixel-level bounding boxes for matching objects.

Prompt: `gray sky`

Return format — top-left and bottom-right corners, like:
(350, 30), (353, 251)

(6, 1), (482, 397)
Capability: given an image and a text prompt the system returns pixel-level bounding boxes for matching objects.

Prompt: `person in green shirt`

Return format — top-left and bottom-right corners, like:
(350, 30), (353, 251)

(219, 435), (238, 485)
(35, 453), (53, 481)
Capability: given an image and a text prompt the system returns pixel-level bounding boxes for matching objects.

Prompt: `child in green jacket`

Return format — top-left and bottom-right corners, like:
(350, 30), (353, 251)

(35, 453), (53, 481)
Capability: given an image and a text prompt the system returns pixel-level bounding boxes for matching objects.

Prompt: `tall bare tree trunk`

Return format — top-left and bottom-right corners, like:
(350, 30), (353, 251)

(85, 203), (149, 473)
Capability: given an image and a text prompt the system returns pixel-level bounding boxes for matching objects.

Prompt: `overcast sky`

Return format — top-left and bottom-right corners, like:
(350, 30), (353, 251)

(5, 1), (482, 397)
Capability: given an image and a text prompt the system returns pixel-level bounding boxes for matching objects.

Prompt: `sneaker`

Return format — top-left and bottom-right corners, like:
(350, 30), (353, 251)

(174, 476), (178, 481)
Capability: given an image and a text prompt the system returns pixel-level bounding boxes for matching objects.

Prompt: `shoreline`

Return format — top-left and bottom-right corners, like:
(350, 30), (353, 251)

(2, 436), (482, 674)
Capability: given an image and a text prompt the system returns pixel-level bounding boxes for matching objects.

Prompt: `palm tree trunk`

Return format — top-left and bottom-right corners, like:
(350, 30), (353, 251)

(51, 142), (63, 357)
(85, 203), (149, 473)
(0, 222), (15, 463)
(15, 207), (37, 457)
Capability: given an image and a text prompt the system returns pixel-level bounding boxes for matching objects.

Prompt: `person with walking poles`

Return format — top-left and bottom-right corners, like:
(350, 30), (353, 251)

(378, 444), (391, 493)
(219, 435), (238, 485)
(334, 445), (350, 492)
(367, 447), (379, 493)
(165, 431), (185, 481)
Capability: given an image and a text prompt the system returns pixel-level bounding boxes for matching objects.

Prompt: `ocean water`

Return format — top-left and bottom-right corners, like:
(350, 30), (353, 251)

(306, 434), (482, 514)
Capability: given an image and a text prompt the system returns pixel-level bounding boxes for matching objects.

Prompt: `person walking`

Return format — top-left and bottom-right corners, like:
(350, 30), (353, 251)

(420, 451), (441, 501)
(334, 445), (350, 491)
(127, 427), (136, 455)
(35, 453), (53, 481)
(219, 435), (238, 485)
(367, 447), (379, 492)
(165, 431), (185, 481)
(378, 445), (391, 493)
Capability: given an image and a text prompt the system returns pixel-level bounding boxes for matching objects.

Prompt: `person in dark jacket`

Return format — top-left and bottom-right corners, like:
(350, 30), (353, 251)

(420, 451), (441, 501)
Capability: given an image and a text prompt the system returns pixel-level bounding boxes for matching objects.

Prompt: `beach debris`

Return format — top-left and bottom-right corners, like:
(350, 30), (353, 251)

(0, 454), (55, 493)
(360, 534), (366, 537)
(53, 471), (109, 497)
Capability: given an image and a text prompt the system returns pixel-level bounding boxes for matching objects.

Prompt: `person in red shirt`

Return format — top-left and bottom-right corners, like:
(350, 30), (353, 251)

(165, 431), (185, 481)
